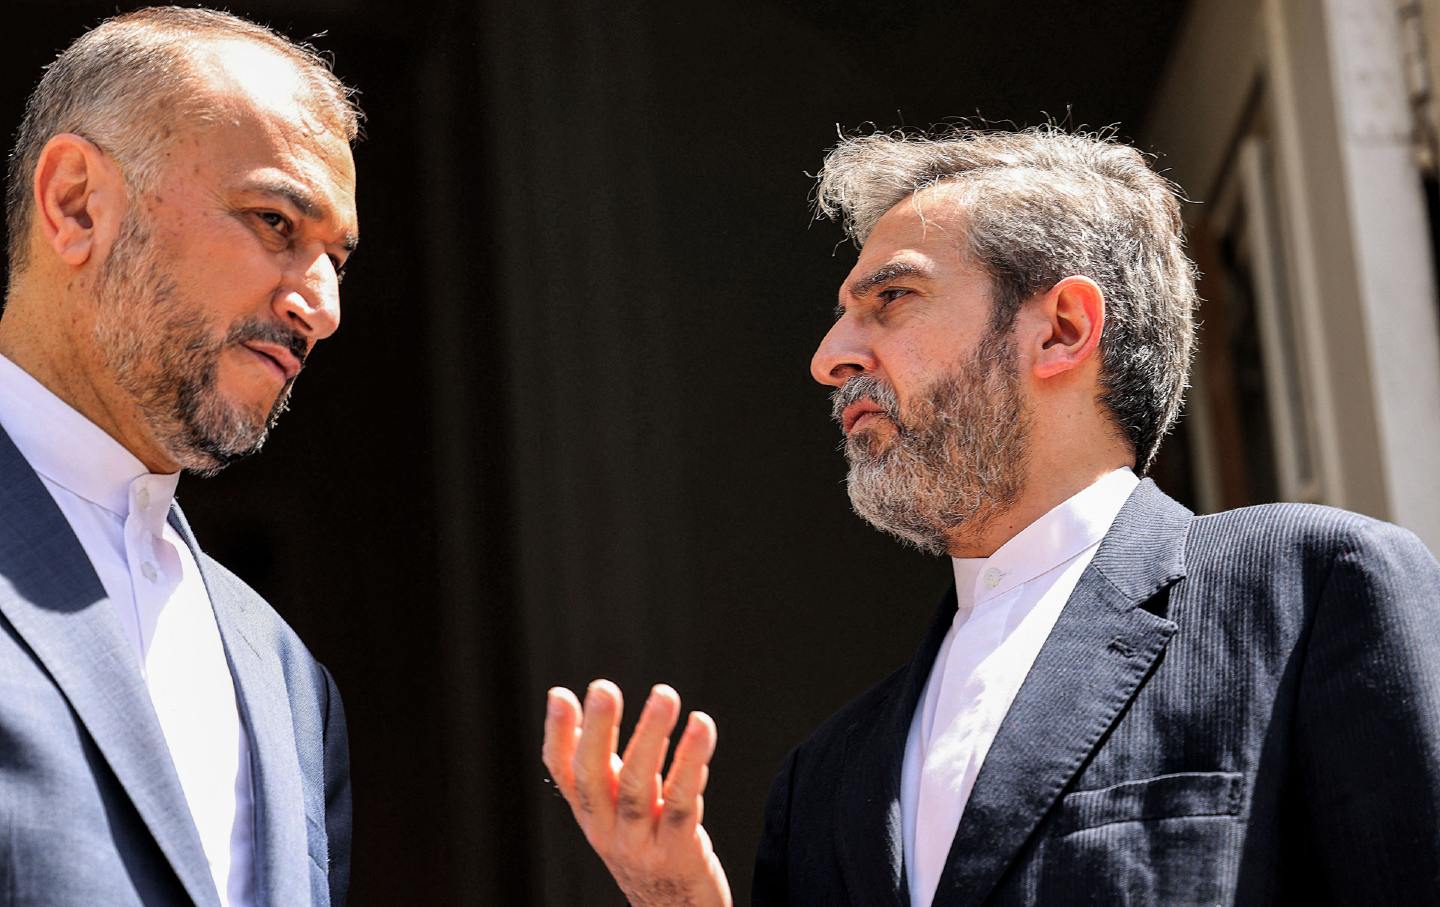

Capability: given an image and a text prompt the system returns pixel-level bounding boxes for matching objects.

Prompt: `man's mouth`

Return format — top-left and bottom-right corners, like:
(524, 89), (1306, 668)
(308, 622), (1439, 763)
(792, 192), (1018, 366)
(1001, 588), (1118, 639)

(241, 341), (301, 382)
(842, 401), (889, 434)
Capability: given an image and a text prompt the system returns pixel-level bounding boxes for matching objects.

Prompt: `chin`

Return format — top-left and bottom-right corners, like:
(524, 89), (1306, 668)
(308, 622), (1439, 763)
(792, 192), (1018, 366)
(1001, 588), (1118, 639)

(165, 385), (284, 477)
(846, 428), (895, 460)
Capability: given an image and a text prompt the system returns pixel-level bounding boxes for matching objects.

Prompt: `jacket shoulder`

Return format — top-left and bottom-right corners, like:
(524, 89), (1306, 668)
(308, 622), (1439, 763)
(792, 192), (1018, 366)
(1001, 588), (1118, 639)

(1180, 502), (1437, 613)
(1189, 501), (1427, 561)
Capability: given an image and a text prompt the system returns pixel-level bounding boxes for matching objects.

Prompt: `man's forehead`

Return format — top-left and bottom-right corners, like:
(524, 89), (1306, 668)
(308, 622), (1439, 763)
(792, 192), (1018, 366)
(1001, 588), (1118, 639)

(194, 39), (311, 122)
(843, 190), (972, 289)
(188, 38), (353, 165)
(872, 183), (971, 241)
(171, 43), (358, 237)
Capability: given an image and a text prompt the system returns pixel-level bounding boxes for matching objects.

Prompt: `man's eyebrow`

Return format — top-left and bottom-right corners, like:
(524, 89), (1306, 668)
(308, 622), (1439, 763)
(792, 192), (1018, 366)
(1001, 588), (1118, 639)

(835, 261), (933, 316)
(846, 261), (932, 300)
(246, 179), (359, 252)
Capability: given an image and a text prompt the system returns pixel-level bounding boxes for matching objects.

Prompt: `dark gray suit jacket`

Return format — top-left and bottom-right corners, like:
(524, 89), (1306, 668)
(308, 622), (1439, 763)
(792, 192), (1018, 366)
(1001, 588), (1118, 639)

(0, 426), (351, 906)
(754, 480), (1440, 904)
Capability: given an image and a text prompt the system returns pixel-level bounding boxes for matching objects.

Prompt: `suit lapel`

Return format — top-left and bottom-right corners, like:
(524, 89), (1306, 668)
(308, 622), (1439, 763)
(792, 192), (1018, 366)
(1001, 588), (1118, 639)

(169, 507), (315, 907)
(835, 589), (958, 907)
(0, 429), (220, 907)
(931, 479), (1190, 906)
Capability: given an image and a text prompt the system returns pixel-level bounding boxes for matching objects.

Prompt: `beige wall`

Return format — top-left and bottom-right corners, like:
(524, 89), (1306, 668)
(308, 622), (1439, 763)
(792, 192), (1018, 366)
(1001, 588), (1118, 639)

(1146, 0), (1440, 552)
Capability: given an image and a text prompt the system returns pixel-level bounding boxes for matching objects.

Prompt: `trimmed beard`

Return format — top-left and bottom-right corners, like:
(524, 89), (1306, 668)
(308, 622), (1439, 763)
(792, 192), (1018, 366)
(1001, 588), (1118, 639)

(91, 209), (304, 477)
(831, 327), (1030, 556)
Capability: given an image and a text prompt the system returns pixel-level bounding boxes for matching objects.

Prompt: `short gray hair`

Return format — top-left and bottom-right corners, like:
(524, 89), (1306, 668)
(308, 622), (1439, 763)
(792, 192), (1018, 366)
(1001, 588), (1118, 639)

(5, 6), (362, 276)
(814, 126), (1197, 472)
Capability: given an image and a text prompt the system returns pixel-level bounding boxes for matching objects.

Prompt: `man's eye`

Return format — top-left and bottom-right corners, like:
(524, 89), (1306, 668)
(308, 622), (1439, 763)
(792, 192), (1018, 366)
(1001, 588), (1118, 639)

(878, 288), (910, 306)
(329, 254), (347, 283)
(258, 211), (292, 234)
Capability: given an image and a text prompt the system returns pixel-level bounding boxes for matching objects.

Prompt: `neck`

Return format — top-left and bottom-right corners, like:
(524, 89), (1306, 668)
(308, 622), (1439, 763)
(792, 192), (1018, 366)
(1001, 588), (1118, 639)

(943, 443), (1135, 559)
(0, 287), (180, 474)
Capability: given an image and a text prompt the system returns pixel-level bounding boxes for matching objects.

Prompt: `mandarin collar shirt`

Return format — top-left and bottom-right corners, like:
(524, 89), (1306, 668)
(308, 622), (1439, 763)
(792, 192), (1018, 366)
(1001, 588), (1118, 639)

(0, 353), (255, 907)
(900, 466), (1140, 907)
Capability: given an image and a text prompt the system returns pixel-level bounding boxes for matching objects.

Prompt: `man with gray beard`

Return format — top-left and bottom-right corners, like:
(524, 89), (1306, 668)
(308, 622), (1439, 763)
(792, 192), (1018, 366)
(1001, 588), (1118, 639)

(0, 8), (358, 905)
(544, 126), (1440, 905)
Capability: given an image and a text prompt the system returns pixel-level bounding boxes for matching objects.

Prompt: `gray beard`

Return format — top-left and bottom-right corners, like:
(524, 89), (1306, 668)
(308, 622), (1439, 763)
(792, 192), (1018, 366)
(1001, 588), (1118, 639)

(832, 329), (1030, 556)
(92, 211), (297, 476)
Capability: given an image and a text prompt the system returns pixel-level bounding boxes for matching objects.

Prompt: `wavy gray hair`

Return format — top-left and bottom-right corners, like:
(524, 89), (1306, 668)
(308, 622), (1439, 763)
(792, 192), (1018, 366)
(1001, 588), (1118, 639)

(5, 6), (362, 278)
(814, 126), (1197, 472)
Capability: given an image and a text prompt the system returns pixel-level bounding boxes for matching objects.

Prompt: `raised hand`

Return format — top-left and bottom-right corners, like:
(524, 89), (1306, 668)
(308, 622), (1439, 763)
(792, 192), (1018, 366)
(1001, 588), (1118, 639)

(542, 680), (733, 907)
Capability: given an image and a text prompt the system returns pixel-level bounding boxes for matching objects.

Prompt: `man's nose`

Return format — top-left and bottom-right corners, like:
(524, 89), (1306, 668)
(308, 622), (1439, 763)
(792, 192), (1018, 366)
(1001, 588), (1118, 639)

(275, 248), (342, 342)
(810, 316), (875, 387)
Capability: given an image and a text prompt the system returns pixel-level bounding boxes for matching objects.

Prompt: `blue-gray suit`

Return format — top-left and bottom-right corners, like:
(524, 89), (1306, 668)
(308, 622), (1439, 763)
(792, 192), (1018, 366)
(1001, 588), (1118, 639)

(0, 426), (350, 905)
(754, 479), (1440, 904)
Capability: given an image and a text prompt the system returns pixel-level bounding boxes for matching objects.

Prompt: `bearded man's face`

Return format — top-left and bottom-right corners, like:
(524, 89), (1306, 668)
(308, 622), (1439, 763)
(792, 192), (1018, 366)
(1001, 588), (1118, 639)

(812, 185), (1041, 554)
(830, 326), (1030, 555)
(80, 66), (354, 475)
(92, 207), (305, 476)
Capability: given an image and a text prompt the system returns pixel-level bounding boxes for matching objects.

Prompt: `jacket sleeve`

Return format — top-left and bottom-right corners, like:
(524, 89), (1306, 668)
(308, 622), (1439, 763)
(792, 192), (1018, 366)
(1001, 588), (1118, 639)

(1295, 520), (1440, 899)
(321, 663), (352, 907)
(752, 748), (798, 907)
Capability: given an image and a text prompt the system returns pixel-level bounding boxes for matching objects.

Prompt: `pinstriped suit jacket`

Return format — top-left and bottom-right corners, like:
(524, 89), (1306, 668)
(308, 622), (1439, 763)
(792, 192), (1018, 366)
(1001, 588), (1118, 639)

(753, 479), (1440, 905)
(0, 425), (351, 906)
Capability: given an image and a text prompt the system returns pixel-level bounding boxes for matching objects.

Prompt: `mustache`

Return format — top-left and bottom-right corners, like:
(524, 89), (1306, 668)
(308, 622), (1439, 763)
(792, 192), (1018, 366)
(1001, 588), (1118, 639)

(225, 318), (309, 371)
(830, 374), (901, 425)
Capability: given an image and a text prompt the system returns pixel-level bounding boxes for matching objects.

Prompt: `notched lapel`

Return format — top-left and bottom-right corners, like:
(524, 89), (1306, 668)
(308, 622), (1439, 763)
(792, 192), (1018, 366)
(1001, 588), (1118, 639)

(835, 590), (958, 907)
(933, 480), (1191, 906)
(0, 431), (220, 907)
(169, 508), (317, 907)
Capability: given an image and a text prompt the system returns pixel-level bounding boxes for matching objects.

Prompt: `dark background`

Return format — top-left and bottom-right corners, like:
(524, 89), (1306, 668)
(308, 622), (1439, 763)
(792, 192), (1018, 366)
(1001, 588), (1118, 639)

(2, 1), (1191, 902)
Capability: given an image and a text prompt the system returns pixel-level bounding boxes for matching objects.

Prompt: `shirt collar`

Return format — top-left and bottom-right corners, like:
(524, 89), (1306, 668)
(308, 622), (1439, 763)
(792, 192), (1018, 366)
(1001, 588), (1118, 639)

(0, 353), (180, 521)
(952, 467), (1139, 607)
(951, 557), (987, 610)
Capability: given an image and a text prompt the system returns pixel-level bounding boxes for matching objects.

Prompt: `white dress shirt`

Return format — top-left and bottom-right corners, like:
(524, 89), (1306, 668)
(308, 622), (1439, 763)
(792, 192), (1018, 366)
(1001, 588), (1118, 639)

(0, 354), (254, 907)
(900, 467), (1139, 907)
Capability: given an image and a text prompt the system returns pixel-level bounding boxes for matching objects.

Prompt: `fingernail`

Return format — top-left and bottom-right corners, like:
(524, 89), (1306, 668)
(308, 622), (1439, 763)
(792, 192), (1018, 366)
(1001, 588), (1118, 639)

(585, 680), (606, 704)
(546, 691), (563, 717)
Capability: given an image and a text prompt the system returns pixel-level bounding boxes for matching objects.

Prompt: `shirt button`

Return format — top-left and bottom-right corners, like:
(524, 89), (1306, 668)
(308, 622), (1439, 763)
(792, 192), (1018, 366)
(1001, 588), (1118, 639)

(136, 486), (150, 511)
(983, 568), (1003, 589)
(141, 562), (158, 583)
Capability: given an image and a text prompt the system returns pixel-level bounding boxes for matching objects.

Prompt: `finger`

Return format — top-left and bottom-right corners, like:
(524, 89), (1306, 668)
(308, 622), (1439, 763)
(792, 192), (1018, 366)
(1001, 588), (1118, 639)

(572, 679), (624, 828)
(616, 685), (682, 834)
(659, 711), (717, 840)
(696, 824), (733, 906)
(542, 687), (583, 807)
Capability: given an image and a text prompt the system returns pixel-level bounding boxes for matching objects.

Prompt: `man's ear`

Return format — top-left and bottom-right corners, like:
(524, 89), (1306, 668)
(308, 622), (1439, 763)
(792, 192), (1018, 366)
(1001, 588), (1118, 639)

(1030, 275), (1105, 380)
(32, 133), (126, 268)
